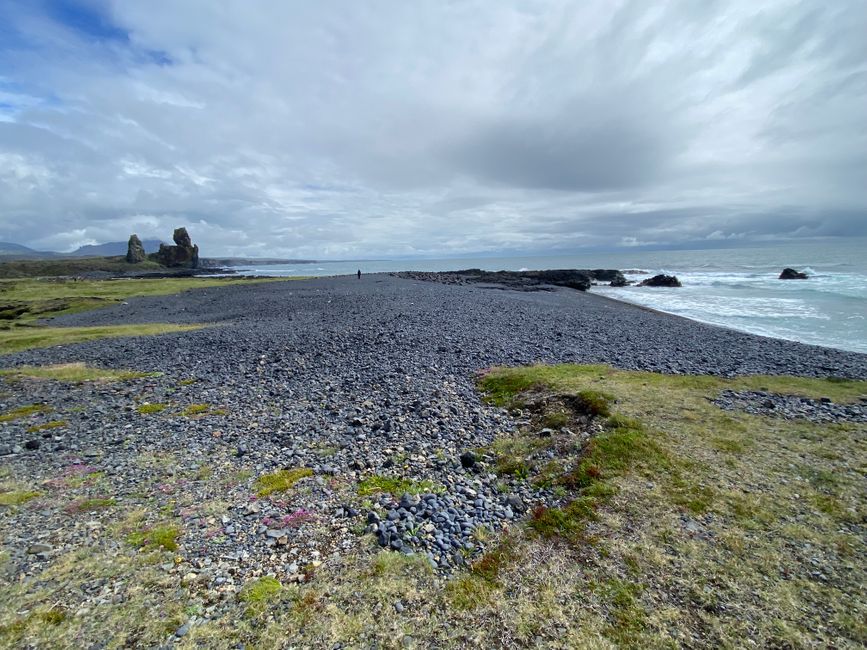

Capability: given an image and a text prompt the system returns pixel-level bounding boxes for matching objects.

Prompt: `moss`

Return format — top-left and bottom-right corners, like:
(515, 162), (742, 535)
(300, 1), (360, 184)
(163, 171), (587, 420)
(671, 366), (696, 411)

(127, 524), (181, 552)
(0, 403), (51, 422)
(181, 403), (226, 417)
(0, 490), (41, 506)
(0, 363), (159, 383)
(527, 498), (596, 542)
(356, 474), (441, 496)
(239, 576), (283, 616)
(255, 468), (314, 497)
(136, 403), (168, 415)
(25, 420), (67, 433)
(446, 575), (495, 610)
(66, 497), (116, 514)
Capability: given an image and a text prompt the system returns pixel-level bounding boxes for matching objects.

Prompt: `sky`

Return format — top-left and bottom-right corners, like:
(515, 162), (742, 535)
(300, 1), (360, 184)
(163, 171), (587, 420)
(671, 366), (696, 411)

(0, 0), (865, 259)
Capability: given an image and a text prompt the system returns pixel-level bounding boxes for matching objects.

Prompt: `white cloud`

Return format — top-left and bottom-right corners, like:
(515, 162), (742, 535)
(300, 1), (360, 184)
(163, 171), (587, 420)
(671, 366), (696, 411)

(0, 0), (864, 257)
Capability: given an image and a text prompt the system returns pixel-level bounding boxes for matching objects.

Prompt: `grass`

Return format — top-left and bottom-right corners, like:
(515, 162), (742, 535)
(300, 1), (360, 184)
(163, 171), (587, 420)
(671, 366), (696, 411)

(181, 402), (227, 417)
(126, 524), (181, 552)
(0, 363), (864, 648)
(0, 362), (160, 383)
(0, 323), (204, 354)
(136, 402), (168, 415)
(238, 577), (283, 616)
(25, 420), (67, 433)
(65, 497), (116, 514)
(0, 490), (41, 506)
(0, 403), (51, 422)
(254, 468), (314, 497)
(356, 474), (442, 496)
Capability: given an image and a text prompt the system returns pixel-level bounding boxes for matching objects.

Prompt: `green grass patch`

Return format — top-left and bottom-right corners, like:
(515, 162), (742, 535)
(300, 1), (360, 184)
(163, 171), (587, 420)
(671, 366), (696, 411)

(0, 490), (41, 506)
(357, 474), (441, 496)
(238, 576), (283, 616)
(0, 403), (51, 422)
(0, 362), (159, 383)
(66, 497), (116, 514)
(127, 524), (181, 552)
(0, 323), (203, 354)
(136, 402), (168, 415)
(25, 420), (67, 433)
(255, 468), (314, 497)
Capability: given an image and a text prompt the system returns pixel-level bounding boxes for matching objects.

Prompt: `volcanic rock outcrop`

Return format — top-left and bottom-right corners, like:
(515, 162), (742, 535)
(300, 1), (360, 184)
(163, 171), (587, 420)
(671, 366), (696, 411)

(638, 274), (682, 287)
(151, 228), (199, 268)
(125, 234), (146, 263)
(779, 268), (808, 280)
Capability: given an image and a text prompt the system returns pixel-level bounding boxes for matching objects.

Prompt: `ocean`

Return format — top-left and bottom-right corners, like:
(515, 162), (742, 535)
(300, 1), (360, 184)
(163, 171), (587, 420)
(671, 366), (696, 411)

(229, 239), (867, 354)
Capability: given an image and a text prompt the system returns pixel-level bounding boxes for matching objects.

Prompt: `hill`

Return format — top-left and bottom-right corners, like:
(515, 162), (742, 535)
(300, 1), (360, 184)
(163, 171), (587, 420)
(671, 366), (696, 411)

(68, 239), (163, 257)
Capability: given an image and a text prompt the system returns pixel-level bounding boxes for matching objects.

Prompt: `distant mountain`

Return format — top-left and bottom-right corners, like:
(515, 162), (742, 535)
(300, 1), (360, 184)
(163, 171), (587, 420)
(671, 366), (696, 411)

(68, 239), (163, 257)
(0, 242), (57, 258)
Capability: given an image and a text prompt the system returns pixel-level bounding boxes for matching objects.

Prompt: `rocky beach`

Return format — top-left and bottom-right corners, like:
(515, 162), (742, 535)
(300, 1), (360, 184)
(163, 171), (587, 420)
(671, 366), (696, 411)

(1, 274), (865, 647)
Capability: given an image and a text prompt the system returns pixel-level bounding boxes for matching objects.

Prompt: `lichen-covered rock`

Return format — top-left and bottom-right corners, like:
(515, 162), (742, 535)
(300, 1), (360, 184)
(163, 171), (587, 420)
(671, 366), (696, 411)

(151, 227), (199, 268)
(126, 234), (146, 263)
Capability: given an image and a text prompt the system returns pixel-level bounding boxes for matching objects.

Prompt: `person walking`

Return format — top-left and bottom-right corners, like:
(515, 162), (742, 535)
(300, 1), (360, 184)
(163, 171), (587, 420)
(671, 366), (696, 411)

(357, 269), (361, 280)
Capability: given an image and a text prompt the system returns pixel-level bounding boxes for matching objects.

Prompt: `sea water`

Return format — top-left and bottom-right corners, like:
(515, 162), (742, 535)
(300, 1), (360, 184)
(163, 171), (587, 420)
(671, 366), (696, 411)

(231, 239), (867, 354)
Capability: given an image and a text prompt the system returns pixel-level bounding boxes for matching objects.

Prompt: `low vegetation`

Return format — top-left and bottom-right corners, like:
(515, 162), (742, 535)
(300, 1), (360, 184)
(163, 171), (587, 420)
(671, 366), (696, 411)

(126, 524), (181, 552)
(0, 323), (203, 354)
(356, 474), (441, 496)
(254, 468), (314, 497)
(0, 362), (159, 383)
(0, 403), (52, 422)
(0, 364), (863, 648)
(0, 276), (294, 353)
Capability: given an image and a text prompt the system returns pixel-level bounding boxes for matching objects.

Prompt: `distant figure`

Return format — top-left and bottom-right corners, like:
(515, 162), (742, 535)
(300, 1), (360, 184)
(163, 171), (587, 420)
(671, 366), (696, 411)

(357, 269), (361, 280)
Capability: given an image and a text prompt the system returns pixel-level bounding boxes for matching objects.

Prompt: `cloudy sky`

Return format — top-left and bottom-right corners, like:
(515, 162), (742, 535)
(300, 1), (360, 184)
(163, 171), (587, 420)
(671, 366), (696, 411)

(0, 0), (865, 258)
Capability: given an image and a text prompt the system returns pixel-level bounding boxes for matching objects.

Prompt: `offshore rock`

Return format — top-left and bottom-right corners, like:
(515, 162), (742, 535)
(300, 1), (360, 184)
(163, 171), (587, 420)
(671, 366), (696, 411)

(126, 234), (147, 263)
(639, 274), (681, 287)
(779, 268), (808, 280)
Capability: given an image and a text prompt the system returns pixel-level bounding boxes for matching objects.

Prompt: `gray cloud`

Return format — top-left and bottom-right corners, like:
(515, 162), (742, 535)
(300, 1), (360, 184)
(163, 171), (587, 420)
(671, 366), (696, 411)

(0, 0), (864, 257)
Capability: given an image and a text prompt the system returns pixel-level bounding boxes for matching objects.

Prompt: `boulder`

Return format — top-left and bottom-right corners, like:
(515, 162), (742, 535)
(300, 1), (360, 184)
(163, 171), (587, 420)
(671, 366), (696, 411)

(639, 274), (682, 287)
(151, 227), (199, 268)
(608, 271), (628, 287)
(125, 234), (146, 263)
(779, 267), (808, 280)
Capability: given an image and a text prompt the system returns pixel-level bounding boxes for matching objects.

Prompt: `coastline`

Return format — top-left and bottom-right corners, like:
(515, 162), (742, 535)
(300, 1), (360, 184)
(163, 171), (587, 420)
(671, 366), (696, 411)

(0, 273), (865, 646)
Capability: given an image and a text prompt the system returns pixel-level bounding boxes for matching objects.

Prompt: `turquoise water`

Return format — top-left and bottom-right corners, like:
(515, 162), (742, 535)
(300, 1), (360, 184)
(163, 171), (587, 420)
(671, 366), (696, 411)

(231, 239), (867, 354)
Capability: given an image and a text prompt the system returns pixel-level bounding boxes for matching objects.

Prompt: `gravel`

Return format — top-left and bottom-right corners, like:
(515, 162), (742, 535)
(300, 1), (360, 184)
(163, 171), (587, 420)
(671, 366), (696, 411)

(713, 390), (867, 423)
(1, 273), (865, 614)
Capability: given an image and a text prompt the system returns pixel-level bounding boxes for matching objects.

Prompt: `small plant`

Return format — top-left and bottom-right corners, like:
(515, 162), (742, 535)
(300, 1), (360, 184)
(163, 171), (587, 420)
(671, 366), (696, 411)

(65, 497), (116, 514)
(357, 474), (440, 496)
(182, 403), (211, 416)
(127, 524), (181, 551)
(574, 389), (614, 417)
(239, 576), (282, 616)
(26, 419), (67, 433)
(137, 403), (168, 415)
(255, 468), (313, 497)
(179, 378), (197, 386)
(0, 490), (41, 506)
(0, 403), (52, 423)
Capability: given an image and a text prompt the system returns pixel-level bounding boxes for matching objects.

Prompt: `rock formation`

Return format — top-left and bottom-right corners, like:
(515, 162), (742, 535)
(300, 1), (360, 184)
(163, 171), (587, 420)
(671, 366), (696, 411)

(639, 274), (682, 287)
(779, 267), (808, 280)
(151, 227), (199, 268)
(125, 234), (146, 263)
